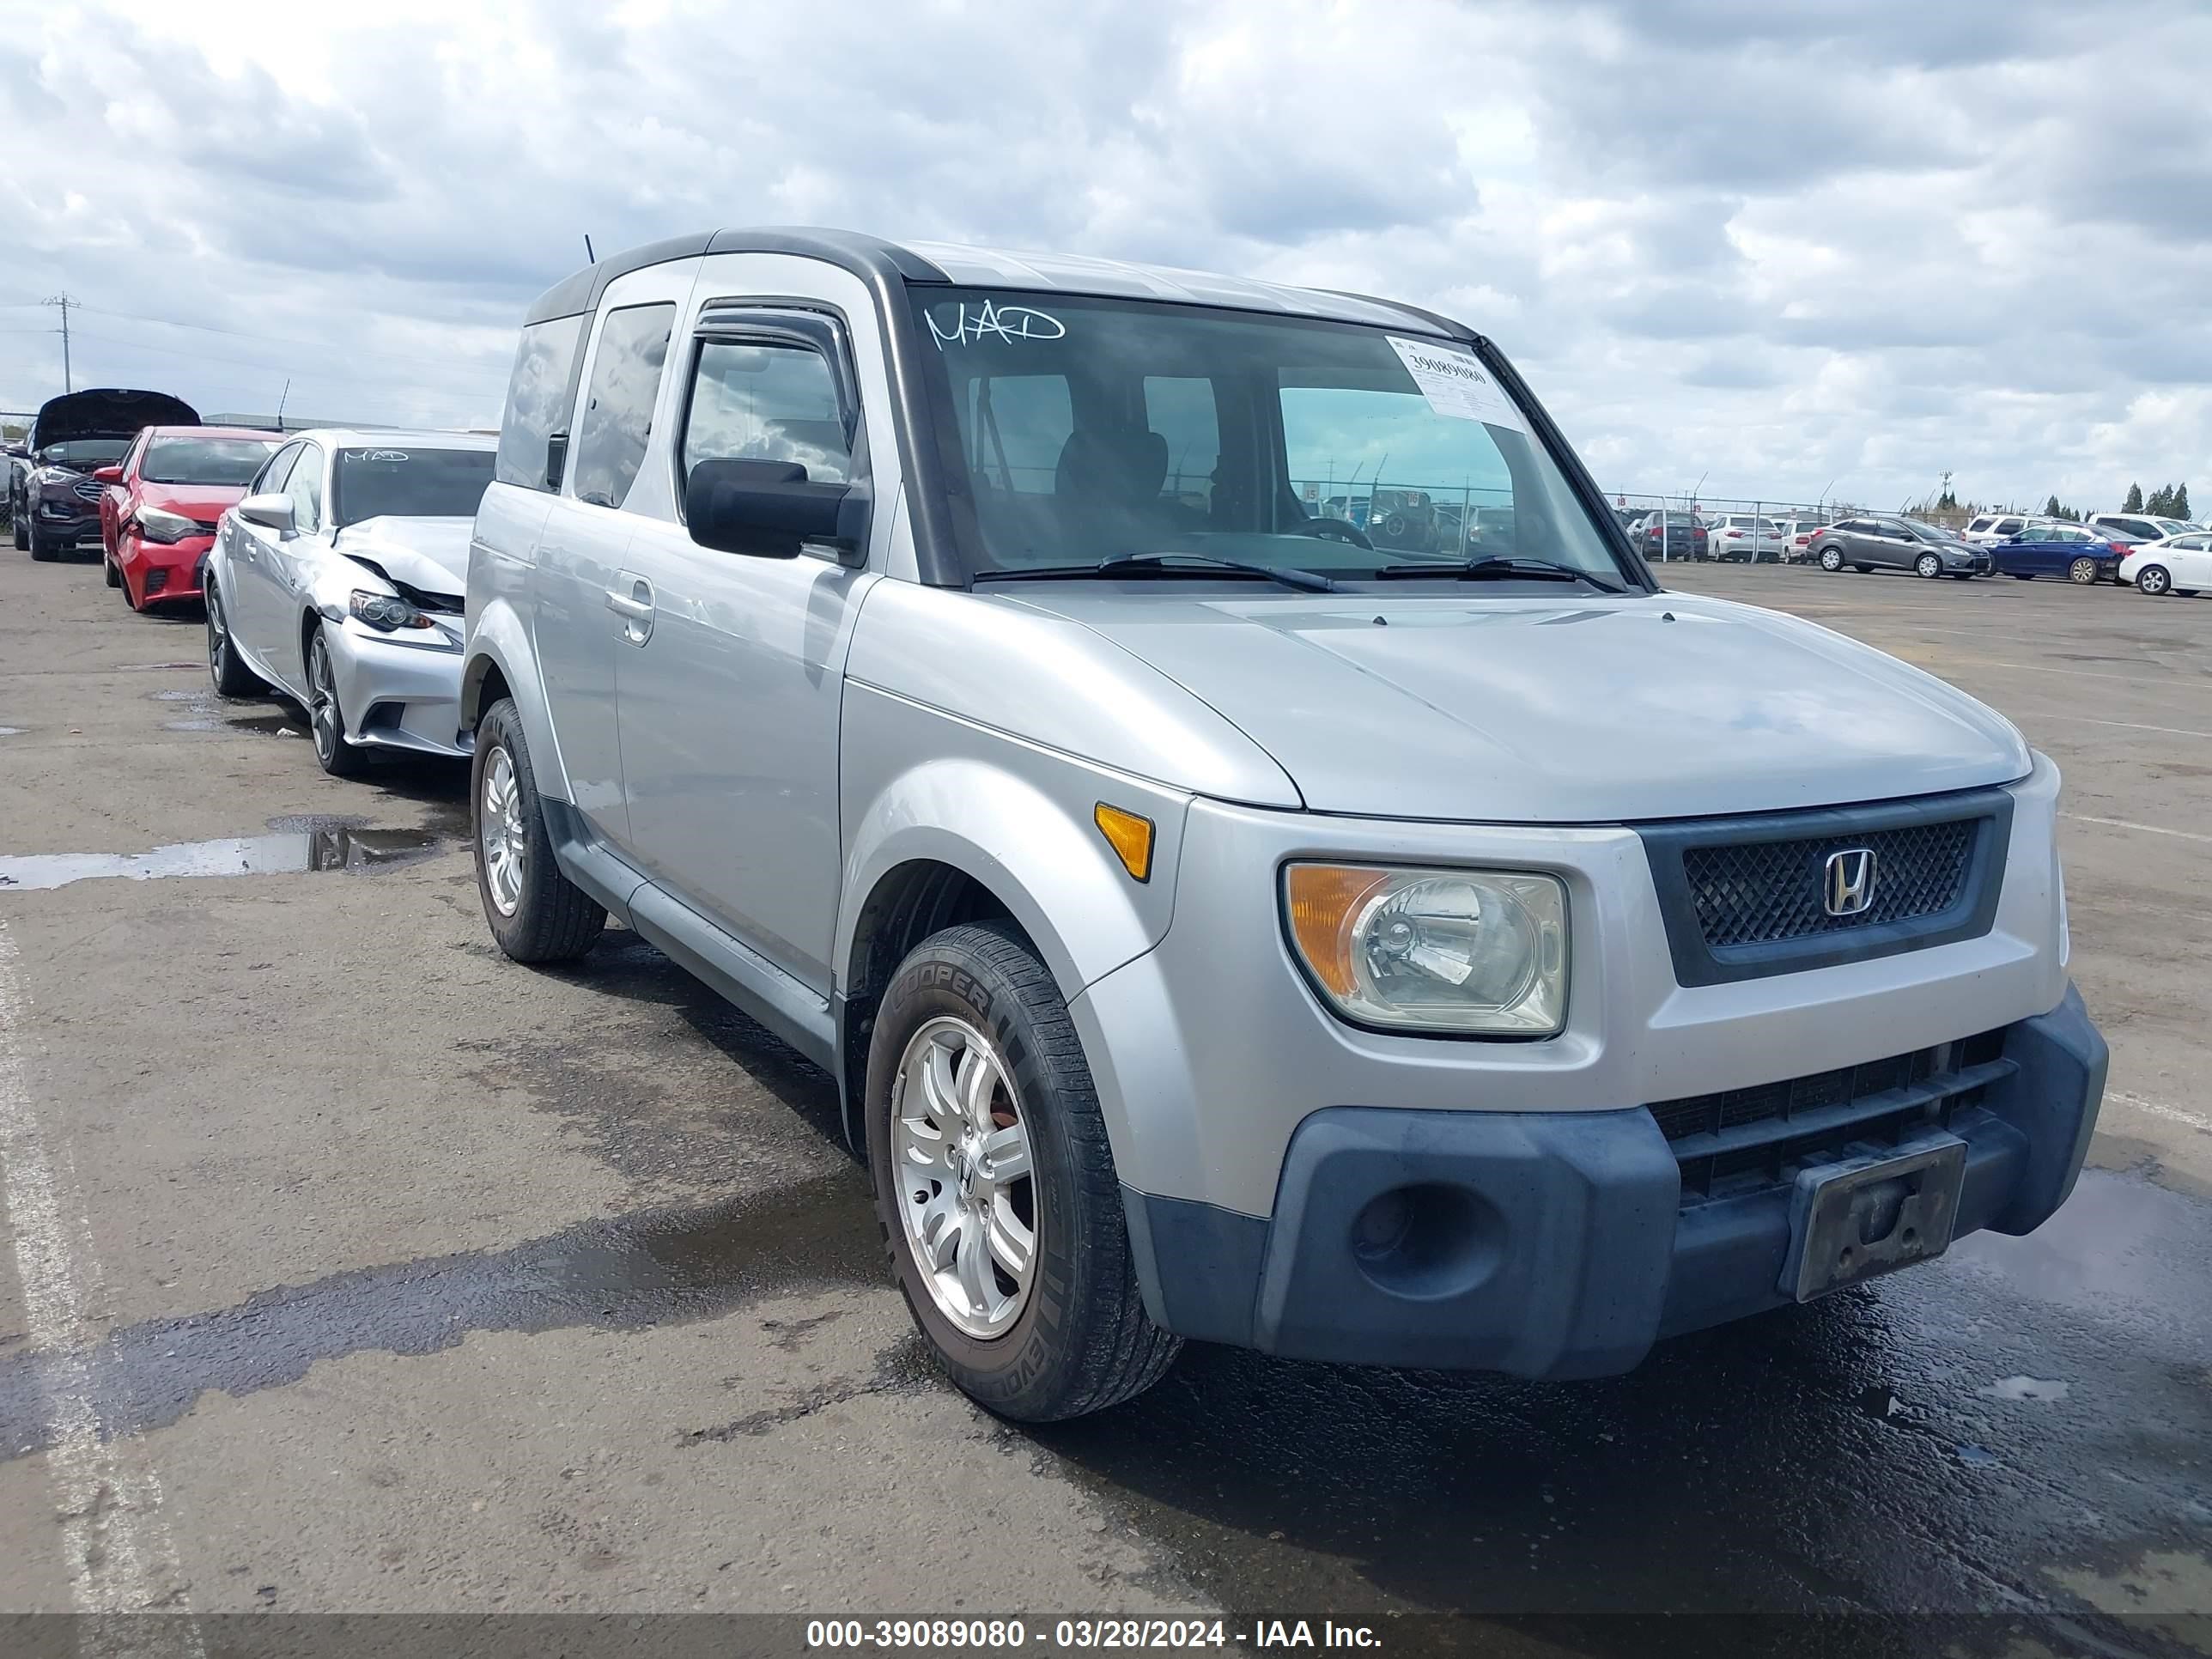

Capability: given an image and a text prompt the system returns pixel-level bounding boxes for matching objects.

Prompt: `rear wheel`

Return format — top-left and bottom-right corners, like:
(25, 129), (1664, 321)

(2136, 564), (2172, 597)
(205, 578), (267, 696)
(307, 626), (370, 778)
(2068, 556), (2100, 585)
(1818, 547), (1844, 573)
(471, 697), (607, 962)
(869, 921), (1179, 1421)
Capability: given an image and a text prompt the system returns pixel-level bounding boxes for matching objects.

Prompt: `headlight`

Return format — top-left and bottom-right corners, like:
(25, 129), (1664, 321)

(1283, 862), (1568, 1035)
(348, 589), (431, 631)
(135, 505), (200, 544)
(31, 466), (76, 486)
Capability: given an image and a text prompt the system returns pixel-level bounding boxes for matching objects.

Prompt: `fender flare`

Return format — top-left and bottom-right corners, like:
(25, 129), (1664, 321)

(836, 757), (1182, 1006)
(462, 598), (571, 802)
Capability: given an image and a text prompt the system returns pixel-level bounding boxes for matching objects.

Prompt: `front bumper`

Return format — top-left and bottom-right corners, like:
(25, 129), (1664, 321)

(325, 618), (470, 758)
(122, 533), (212, 602)
(32, 498), (100, 544)
(1123, 985), (2105, 1377)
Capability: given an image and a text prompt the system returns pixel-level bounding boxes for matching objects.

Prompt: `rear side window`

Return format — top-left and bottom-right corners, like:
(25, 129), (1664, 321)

(683, 341), (855, 484)
(571, 303), (675, 509)
(495, 313), (586, 489)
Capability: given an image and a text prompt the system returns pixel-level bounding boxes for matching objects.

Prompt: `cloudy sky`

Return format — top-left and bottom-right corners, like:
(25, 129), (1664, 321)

(3, 0), (2208, 513)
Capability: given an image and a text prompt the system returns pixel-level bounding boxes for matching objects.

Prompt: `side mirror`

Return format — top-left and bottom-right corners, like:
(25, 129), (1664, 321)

(685, 458), (866, 564)
(237, 493), (295, 535)
(90, 465), (123, 484)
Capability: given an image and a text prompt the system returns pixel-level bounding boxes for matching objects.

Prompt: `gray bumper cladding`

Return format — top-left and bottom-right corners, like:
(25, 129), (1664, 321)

(1121, 983), (2106, 1379)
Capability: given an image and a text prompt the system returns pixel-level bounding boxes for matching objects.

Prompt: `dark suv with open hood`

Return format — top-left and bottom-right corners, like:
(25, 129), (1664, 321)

(12, 389), (199, 561)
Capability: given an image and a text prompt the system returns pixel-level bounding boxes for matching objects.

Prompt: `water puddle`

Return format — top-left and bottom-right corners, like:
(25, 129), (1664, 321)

(147, 686), (305, 736)
(0, 817), (448, 891)
(0, 1170), (881, 1462)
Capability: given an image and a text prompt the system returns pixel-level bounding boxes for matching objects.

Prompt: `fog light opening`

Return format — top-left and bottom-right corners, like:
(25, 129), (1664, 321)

(1349, 1182), (1499, 1299)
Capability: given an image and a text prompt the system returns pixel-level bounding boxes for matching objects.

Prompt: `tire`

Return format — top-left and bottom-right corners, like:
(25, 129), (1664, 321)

(10, 515), (25, 552)
(27, 525), (58, 562)
(2136, 564), (2172, 597)
(1852, 563), (1874, 574)
(471, 696), (607, 963)
(103, 554), (120, 588)
(2068, 556), (2100, 586)
(306, 625), (371, 778)
(205, 578), (266, 696)
(1915, 552), (1942, 579)
(868, 921), (1179, 1422)
(1818, 547), (1844, 572)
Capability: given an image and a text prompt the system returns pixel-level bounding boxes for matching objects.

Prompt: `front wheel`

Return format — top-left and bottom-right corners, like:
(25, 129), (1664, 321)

(2136, 564), (2172, 597)
(471, 697), (606, 962)
(2068, 556), (2100, 586)
(869, 921), (1179, 1421)
(27, 525), (58, 562)
(1818, 547), (1844, 573)
(307, 627), (370, 777)
(1915, 552), (1942, 579)
(205, 578), (267, 696)
(104, 554), (120, 589)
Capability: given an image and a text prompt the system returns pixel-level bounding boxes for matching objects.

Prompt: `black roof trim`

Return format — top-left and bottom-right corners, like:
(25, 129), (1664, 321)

(1320, 289), (1482, 344)
(521, 228), (951, 325)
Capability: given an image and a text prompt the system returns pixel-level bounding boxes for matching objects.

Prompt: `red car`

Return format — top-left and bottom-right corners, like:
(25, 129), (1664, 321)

(95, 426), (282, 611)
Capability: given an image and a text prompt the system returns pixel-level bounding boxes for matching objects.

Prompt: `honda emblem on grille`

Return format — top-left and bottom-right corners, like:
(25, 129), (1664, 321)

(1824, 848), (1878, 917)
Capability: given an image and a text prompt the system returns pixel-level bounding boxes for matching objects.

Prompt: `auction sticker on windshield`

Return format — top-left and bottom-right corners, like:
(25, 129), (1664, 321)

(1387, 337), (1527, 431)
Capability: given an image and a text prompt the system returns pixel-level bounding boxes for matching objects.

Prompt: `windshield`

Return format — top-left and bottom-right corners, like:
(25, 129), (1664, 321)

(331, 446), (495, 527)
(143, 436), (279, 486)
(1902, 521), (1960, 543)
(37, 439), (128, 469)
(913, 289), (1633, 587)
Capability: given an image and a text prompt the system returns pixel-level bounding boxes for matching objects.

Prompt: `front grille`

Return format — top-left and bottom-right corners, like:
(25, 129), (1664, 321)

(70, 478), (103, 503)
(1682, 818), (1977, 949)
(1651, 1028), (2010, 1197)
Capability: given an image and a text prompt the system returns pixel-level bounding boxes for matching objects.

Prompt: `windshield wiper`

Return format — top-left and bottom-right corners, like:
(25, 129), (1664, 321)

(971, 552), (1340, 593)
(1370, 555), (1623, 592)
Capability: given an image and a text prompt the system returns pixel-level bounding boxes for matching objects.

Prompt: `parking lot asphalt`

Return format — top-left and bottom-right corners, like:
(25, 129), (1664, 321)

(0, 550), (2206, 1653)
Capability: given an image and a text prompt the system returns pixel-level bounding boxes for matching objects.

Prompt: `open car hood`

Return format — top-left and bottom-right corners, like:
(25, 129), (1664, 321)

(30, 388), (199, 450)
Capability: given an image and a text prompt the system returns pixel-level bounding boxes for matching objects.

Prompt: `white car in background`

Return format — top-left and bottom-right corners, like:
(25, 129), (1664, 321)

(1773, 518), (1828, 562)
(1708, 514), (1785, 562)
(1962, 512), (2033, 545)
(2089, 511), (2196, 544)
(2118, 529), (2212, 597)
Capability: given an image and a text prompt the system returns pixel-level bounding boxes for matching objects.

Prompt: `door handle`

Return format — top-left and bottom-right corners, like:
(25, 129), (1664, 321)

(605, 575), (655, 645)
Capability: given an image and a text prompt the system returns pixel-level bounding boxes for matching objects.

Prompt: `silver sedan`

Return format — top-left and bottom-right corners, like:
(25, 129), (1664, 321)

(202, 428), (496, 776)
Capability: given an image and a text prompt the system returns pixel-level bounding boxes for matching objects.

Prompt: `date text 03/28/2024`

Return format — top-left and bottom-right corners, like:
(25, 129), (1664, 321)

(804, 1620), (1382, 1649)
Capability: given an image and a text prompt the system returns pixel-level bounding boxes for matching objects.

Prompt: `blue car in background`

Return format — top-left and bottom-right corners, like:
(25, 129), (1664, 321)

(1990, 520), (2130, 585)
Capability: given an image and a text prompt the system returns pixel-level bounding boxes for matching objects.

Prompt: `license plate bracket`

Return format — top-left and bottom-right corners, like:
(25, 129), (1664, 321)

(1779, 1133), (1967, 1303)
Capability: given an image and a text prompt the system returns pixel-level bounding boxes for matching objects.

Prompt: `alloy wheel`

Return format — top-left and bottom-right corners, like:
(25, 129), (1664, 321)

(206, 590), (228, 681)
(2069, 556), (2100, 585)
(890, 1015), (1037, 1340)
(478, 744), (526, 918)
(308, 635), (341, 763)
(2140, 566), (2171, 597)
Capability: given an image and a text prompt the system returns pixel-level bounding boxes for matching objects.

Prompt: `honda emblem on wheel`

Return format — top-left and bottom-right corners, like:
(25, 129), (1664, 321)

(1824, 848), (1878, 917)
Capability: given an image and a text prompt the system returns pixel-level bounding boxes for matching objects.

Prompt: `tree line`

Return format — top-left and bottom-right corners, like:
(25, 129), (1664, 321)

(2122, 482), (2191, 520)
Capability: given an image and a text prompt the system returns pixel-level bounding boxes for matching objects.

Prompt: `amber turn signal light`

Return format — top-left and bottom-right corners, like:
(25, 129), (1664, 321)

(1094, 804), (1154, 883)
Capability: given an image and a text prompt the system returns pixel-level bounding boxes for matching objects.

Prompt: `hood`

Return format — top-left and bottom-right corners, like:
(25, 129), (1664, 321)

(138, 480), (252, 521)
(330, 517), (471, 597)
(990, 588), (2032, 822)
(30, 388), (198, 450)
